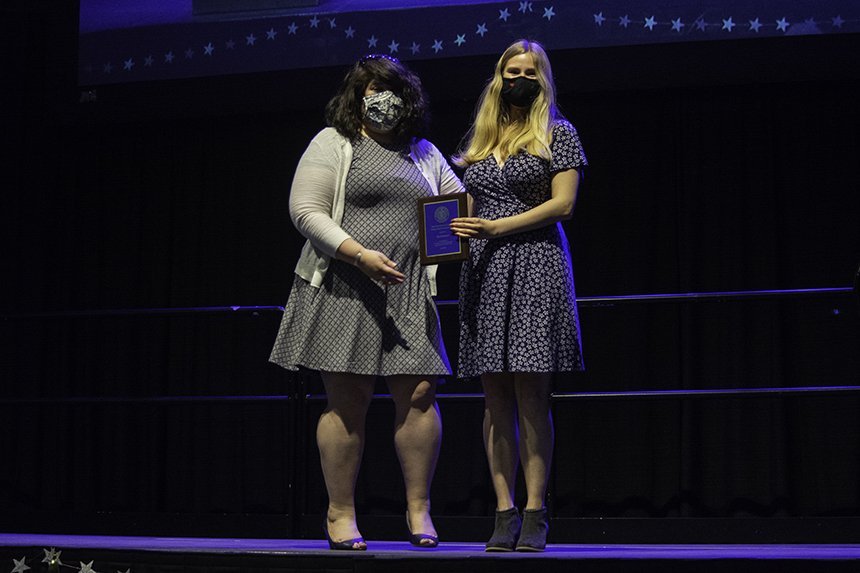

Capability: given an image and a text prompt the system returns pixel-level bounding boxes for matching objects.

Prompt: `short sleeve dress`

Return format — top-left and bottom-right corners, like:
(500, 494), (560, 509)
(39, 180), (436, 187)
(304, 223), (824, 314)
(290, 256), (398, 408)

(269, 135), (451, 377)
(457, 119), (587, 378)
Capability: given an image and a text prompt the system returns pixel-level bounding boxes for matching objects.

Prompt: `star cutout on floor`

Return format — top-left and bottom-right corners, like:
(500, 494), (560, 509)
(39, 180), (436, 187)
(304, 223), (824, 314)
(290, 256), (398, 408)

(454, 34), (466, 46)
(410, 41), (420, 54)
(367, 35), (378, 47)
(246, 33), (256, 45)
(722, 17), (735, 31)
(388, 40), (399, 53)
(671, 18), (684, 31)
(42, 549), (62, 565)
(432, 39), (443, 53)
(203, 42), (214, 55)
(776, 17), (790, 32)
(287, 22), (298, 34)
(749, 18), (762, 32)
(619, 15), (630, 27)
(499, 8), (510, 21)
(476, 23), (487, 36)
(594, 12), (606, 26)
(644, 16), (656, 30)
(543, 6), (555, 20)
(266, 28), (277, 40)
(345, 26), (355, 38)
(309, 15), (319, 28)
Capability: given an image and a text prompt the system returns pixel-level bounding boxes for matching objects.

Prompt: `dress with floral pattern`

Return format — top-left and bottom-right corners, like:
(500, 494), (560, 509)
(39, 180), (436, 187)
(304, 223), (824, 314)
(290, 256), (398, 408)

(457, 119), (587, 378)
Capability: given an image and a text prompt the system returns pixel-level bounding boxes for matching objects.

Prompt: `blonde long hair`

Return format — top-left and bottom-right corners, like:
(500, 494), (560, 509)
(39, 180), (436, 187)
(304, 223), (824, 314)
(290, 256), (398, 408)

(454, 40), (558, 167)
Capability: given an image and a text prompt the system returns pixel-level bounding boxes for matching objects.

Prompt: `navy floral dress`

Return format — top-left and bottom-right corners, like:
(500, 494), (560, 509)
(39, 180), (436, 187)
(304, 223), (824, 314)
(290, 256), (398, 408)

(457, 119), (587, 378)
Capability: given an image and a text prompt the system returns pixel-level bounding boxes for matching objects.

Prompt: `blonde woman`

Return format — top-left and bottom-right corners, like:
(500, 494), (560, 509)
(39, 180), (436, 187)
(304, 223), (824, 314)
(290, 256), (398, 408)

(451, 40), (587, 552)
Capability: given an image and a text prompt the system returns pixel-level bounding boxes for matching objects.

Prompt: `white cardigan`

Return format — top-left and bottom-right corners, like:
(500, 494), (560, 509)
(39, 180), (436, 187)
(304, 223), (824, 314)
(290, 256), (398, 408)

(289, 127), (464, 295)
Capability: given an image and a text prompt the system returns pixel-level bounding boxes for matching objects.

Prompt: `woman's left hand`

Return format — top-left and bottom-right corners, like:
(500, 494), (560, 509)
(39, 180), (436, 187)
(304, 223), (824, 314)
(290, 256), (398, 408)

(450, 217), (499, 239)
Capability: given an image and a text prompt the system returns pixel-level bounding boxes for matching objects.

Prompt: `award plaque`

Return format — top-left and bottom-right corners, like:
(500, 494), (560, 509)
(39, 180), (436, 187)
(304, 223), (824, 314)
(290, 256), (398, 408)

(418, 192), (469, 265)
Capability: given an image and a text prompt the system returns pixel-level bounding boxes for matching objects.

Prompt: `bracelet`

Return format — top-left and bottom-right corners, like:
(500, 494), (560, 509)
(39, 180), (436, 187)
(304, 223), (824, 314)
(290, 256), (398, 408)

(353, 250), (363, 266)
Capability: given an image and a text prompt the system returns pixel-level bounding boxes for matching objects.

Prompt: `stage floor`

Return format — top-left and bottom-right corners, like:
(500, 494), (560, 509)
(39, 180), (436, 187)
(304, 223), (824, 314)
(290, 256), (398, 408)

(3, 533), (860, 572)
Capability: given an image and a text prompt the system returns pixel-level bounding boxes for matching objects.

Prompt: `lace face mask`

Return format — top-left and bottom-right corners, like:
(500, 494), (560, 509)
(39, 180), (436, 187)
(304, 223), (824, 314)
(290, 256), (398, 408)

(362, 90), (405, 133)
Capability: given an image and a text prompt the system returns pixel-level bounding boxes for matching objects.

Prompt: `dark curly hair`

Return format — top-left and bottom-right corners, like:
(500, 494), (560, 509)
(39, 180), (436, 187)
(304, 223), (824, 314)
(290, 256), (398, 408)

(324, 55), (430, 145)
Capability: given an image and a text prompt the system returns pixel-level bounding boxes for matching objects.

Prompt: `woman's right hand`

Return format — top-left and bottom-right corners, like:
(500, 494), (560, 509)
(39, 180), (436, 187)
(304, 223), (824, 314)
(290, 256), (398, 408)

(355, 249), (406, 285)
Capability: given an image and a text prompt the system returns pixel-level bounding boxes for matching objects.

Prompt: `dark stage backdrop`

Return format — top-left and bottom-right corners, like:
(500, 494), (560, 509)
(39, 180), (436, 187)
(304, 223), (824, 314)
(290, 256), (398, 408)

(2, 4), (859, 540)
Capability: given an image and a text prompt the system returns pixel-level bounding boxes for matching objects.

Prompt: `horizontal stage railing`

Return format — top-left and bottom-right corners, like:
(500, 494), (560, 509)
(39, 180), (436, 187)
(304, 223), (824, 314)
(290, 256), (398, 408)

(1, 286), (856, 321)
(4, 386), (860, 405)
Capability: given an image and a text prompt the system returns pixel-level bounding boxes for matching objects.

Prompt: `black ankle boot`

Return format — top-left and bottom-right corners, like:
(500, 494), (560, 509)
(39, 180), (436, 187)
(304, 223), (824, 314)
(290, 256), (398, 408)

(485, 507), (521, 552)
(516, 507), (548, 551)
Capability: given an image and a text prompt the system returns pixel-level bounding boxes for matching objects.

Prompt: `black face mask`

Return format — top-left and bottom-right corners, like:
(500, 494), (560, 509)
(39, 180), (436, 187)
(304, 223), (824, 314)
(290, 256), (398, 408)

(500, 76), (541, 108)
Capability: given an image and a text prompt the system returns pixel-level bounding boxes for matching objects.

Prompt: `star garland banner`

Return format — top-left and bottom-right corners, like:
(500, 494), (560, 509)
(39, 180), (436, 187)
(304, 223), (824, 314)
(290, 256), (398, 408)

(78, 0), (859, 85)
(6, 548), (132, 573)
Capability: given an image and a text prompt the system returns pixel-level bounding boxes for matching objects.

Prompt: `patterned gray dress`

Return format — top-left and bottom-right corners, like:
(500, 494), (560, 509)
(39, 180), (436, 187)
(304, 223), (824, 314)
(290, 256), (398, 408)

(458, 120), (587, 378)
(269, 135), (451, 376)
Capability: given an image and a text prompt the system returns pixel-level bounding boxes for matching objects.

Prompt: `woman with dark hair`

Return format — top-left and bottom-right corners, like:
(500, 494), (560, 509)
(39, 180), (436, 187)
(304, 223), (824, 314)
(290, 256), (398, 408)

(451, 40), (587, 552)
(269, 55), (463, 550)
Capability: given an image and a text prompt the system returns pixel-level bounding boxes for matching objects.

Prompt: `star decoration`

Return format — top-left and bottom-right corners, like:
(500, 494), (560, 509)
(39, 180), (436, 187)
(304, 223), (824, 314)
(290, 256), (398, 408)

(184, 48), (194, 58)
(388, 40), (399, 53)
(345, 26), (355, 38)
(619, 15), (631, 28)
(367, 35), (378, 47)
(79, 561), (98, 573)
(287, 22), (298, 34)
(476, 23), (488, 36)
(749, 18), (762, 32)
(328, 18), (336, 29)
(42, 549), (63, 565)
(454, 34), (466, 46)
(542, 6), (555, 21)
(225, 39), (235, 49)
(11, 557), (30, 573)
(695, 18), (707, 31)
(644, 16), (657, 30)
(144, 55), (154, 66)
(499, 8), (510, 22)
(593, 12), (606, 26)
(671, 18), (684, 32)
(203, 42), (214, 55)
(123, 58), (134, 70)
(164, 51), (175, 62)
(722, 17), (735, 31)
(309, 15), (320, 28)
(432, 39), (443, 53)
(245, 34), (256, 45)
(776, 17), (790, 32)
(832, 15), (844, 28)
(518, 2), (532, 14)
(266, 28), (277, 40)
(410, 42), (420, 54)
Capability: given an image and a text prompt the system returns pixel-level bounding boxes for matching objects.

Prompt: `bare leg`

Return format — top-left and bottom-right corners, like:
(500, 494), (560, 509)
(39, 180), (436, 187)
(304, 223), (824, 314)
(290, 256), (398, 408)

(514, 373), (554, 510)
(387, 375), (441, 543)
(482, 373), (518, 510)
(318, 371), (375, 548)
